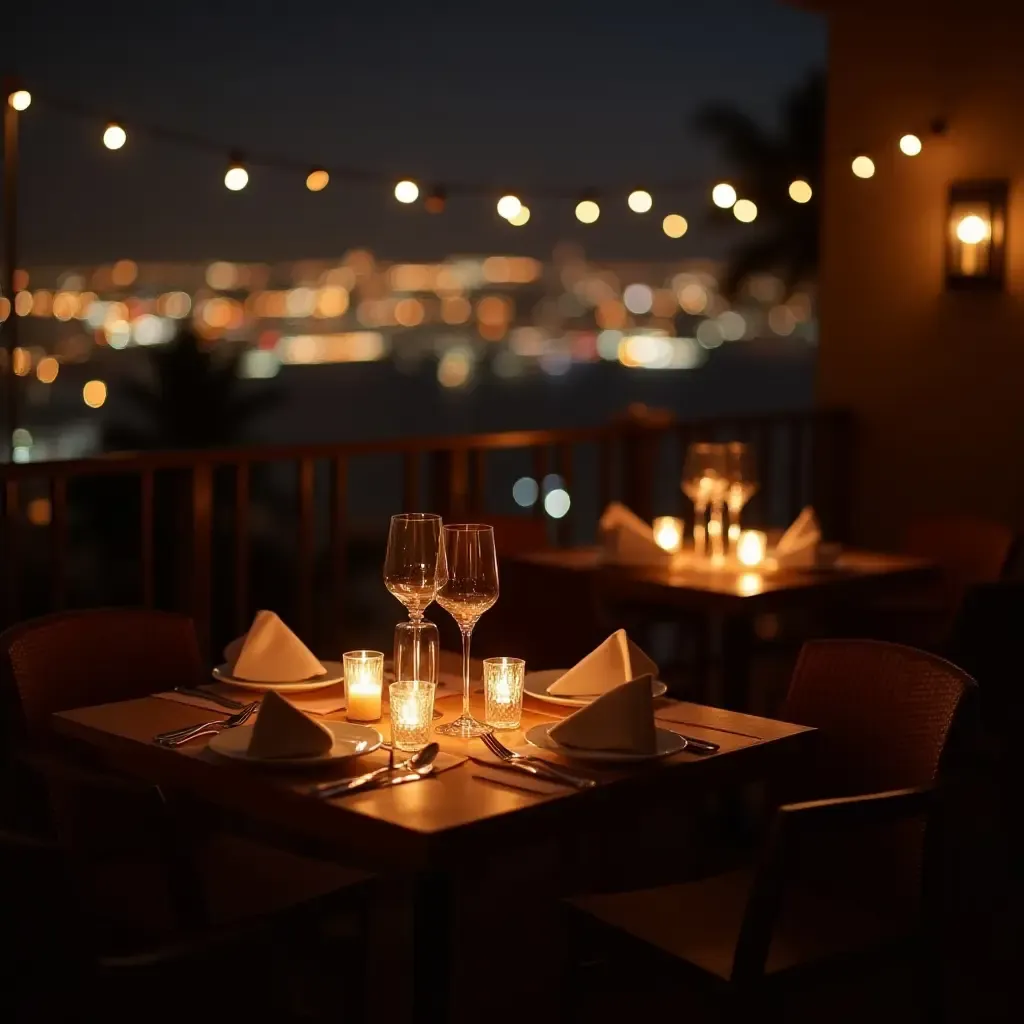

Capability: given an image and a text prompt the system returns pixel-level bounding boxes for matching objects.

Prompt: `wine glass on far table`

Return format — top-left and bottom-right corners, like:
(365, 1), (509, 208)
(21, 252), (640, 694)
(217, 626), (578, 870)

(725, 442), (759, 553)
(384, 513), (444, 622)
(682, 443), (727, 557)
(434, 524), (499, 739)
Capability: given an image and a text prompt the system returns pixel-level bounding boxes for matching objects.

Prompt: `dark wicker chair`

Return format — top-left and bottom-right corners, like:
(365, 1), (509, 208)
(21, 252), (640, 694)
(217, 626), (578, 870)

(570, 640), (972, 1015)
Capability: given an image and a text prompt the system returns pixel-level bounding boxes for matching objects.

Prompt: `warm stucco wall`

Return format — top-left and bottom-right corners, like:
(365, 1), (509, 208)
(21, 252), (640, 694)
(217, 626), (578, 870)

(817, 7), (1024, 545)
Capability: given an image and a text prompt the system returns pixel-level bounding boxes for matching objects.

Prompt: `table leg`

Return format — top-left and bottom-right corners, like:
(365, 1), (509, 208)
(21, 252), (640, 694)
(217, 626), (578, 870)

(721, 613), (755, 712)
(413, 869), (454, 1022)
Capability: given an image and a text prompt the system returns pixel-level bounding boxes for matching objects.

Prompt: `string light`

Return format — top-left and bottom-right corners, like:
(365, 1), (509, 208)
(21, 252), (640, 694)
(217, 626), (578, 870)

(575, 200), (600, 224)
(102, 123), (127, 150)
(851, 156), (875, 179)
(712, 183), (737, 209)
(662, 214), (688, 238)
(899, 134), (922, 156)
(788, 179), (812, 203)
(394, 179), (419, 203)
(305, 169), (329, 191)
(496, 195), (522, 220)
(424, 186), (446, 214)
(627, 190), (653, 213)
(508, 205), (531, 226)
(224, 158), (249, 191)
(8, 90), (31, 111)
(733, 199), (757, 223)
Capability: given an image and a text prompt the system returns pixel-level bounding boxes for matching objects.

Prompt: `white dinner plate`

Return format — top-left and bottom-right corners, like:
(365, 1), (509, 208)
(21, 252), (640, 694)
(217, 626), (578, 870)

(207, 720), (382, 767)
(212, 659), (344, 692)
(524, 669), (668, 708)
(523, 722), (687, 763)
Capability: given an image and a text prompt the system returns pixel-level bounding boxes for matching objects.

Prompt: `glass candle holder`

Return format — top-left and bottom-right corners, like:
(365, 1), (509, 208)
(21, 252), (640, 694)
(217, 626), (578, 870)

(736, 530), (767, 568)
(652, 516), (684, 554)
(344, 650), (384, 722)
(389, 681), (436, 751)
(483, 657), (526, 730)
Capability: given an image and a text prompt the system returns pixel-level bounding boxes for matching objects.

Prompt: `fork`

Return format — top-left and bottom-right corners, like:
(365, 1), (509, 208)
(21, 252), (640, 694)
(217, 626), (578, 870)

(481, 732), (596, 789)
(155, 701), (258, 746)
(173, 686), (245, 710)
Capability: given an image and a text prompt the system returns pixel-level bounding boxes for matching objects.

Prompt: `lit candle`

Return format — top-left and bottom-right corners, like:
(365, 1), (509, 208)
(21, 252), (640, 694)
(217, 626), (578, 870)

(652, 516), (684, 554)
(344, 650), (384, 722)
(483, 657), (525, 730)
(389, 681), (436, 750)
(736, 530), (767, 568)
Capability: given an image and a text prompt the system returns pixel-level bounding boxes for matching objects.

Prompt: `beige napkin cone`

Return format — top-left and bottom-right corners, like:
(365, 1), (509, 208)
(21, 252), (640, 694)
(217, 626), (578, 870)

(549, 675), (657, 754)
(773, 506), (822, 568)
(247, 691), (334, 759)
(598, 502), (674, 566)
(547, 629), (658, 696)
(225, 610), (326, 683)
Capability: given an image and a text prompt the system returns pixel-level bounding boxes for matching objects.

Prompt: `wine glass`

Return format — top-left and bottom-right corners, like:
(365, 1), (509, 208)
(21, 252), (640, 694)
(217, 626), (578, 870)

(434, 524), (499, 739)
(384, 513), (444, 622)
(725, 442), (759, 553)
(681, 443), (727, 557)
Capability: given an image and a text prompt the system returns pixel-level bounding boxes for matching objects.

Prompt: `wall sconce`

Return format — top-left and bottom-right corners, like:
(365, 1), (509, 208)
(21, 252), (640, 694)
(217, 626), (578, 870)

(946, 180), (1008, 290)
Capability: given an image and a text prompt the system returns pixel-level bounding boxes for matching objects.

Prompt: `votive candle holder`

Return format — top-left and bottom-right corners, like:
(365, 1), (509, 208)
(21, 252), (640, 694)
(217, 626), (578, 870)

(483, 657), (526, 730)
(389, 681), (437, 751)
(344, 650), (384, 722)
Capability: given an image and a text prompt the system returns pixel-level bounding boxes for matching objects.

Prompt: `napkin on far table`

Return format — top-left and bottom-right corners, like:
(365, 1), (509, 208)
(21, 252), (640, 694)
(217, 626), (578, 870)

(546, 629), (658, 697)
(773, 506), (822, 568)
(224, 609), (326, 683)
(549, 675), (657, 754)
(247, 691), (335, 759)
(598, 502), (674, 567)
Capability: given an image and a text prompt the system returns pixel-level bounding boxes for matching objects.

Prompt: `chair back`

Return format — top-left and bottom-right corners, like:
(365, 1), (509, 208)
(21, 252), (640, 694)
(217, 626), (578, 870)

(905, 515), (1015, 595)
(1, 609), (205, 738)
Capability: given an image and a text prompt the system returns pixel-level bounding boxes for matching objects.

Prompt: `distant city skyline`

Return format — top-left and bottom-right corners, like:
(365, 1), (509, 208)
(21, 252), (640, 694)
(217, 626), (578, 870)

(9, 1), (826, 265)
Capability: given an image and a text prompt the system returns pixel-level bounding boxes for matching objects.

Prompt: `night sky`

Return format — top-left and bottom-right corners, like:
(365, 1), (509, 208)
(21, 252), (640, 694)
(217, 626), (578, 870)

(10, 0), (825, 266)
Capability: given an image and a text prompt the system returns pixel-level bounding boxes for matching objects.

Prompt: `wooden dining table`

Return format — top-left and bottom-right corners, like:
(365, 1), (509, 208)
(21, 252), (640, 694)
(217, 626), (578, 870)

(50, 654), (814, 1022)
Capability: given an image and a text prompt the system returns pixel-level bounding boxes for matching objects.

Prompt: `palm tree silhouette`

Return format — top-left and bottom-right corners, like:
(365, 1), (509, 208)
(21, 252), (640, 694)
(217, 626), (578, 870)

(694, 70), (824, 298)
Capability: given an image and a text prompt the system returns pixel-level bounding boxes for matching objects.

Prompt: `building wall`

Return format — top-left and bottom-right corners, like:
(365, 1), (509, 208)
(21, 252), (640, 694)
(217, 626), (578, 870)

(817, 6), (1024, 545)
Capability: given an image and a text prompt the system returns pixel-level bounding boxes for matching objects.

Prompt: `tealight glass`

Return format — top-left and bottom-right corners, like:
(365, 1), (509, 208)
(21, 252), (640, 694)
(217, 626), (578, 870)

(652, 516), (684, 554)
(344, 650), (384, 722)
(389, 681), (437, 751)
(483, 657), (526, 730)
(736, 530), (767, 568)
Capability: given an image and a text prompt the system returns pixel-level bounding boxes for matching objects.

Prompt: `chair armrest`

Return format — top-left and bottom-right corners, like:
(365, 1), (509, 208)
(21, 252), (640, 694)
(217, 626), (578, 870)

(777, 785), (935, 835)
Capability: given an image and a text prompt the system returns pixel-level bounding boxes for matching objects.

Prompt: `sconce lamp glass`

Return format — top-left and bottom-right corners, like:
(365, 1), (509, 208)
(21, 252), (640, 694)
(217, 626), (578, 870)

(946, 180), (1008, 290)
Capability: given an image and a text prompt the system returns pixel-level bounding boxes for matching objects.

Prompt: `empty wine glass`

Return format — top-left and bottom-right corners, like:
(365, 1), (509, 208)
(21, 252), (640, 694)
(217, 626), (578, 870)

(725, 443), (759, 553)
(681, 443), (728, 557)
(434, 524), (499, 739)
(384, 513), (444, 622)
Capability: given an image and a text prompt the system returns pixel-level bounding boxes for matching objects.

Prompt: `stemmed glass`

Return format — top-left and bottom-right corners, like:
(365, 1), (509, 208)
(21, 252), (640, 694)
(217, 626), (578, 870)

(434, 524), (499, 739)
(725, 443), (759, 554)
(682, 443), (728, 558)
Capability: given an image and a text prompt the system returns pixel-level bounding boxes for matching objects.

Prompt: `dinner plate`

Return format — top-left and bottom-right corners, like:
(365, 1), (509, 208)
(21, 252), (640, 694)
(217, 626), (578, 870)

(524, 669), (668, 708)
(523, 722), (687, 763)
(208, 720), (382, 766)
(212, 659), (344, 692)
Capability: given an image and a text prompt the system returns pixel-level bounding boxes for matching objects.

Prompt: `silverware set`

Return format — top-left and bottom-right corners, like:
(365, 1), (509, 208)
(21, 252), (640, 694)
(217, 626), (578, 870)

(476, 732), (597, 789)
(154, 701), (259, 746)
(311, 742), (440, 799)
(173, 686), (246, 711)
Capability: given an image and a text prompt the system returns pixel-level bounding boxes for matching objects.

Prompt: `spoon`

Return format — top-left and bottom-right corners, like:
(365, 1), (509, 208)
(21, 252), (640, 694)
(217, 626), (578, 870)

(314, 742), (440, 799)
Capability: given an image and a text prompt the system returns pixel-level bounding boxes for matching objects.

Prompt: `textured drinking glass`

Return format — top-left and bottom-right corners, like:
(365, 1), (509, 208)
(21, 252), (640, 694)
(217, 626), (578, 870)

(725, 442), (759, 553)
(682, 443), (728, 558)
(344, 650), (384, 722)
(389, 681), (436, 751)
(384, 513), (444, 622)
(394, 620), (439, 688)
(483, 657), (526, 730)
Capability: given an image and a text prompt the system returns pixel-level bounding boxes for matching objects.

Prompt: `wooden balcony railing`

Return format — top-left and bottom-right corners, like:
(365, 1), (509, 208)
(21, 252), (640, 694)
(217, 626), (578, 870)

(0, 408), (852, 658)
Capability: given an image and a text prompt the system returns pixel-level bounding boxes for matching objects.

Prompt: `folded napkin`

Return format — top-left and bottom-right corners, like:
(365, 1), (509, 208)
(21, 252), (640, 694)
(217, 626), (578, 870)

(773, 506), (822, 568)
(599, 502), (674, 566)
(248, 691), (335, 759)
(547, 628), (658, 696)
(549, 675), (657, 754)
(225, 610), (326, 683)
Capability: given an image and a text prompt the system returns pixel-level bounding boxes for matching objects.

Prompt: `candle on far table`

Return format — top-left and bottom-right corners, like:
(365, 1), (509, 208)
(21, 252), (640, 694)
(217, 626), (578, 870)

(736, 530), (767, 568)
(652, 516), (684, 554)
(483, 657), (526, 730)
(344, 650), (384, 722)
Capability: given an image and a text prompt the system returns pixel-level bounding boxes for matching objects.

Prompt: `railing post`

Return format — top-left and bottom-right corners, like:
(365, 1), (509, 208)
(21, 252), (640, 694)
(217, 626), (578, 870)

(431, 448), (469, 521)
(191, 464), (213, 662)
(811, 410), (855, 543)
(612, 404), (674, 522)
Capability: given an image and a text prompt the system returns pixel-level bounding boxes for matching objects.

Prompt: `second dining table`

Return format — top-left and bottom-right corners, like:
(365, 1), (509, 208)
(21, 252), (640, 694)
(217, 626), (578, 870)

(50, 652), (815, 1023)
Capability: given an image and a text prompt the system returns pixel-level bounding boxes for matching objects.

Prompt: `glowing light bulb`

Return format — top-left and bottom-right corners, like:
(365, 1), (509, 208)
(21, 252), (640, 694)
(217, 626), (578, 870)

(899, 134), (922, 156)
(627, 190), (653, 213)
(851, 156), (875, 179)
(956, 214), (989, 245)
(224, 164), (249, 191)
(575, 200), (600, 224)
(788, 179), (812, 203)
(394, 180), (419, 203)
(733, 199), (757, 223)
(8, 90), (31, 111)
(102, 123), (127, 150)
(508, 205), (531, 226)
(662, 213), (688, 238)
(496, 195), (522, 220)
(306, 169), (329, 191)
(712, 183), (737, 208)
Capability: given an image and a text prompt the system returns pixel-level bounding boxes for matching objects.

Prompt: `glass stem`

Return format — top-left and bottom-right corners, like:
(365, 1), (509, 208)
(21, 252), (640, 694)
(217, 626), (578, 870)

(694, 502), (707, 557)
(461, 626), (473, 720)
